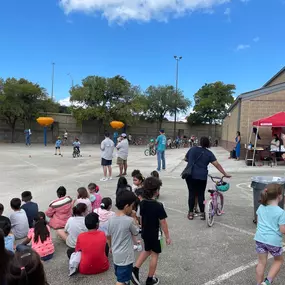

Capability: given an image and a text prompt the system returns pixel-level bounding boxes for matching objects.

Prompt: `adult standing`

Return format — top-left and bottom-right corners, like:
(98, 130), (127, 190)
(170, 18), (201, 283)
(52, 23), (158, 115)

(235, 131), (241, 161)
(185, 137), (230, 221)
(24, 128), (32, 146)
(116, 133), (129, 177)
(63, 129), (68, 145)
(156, 129), (167, 171)
(113, 131), (118, 145)
(100, 132), (115, 182)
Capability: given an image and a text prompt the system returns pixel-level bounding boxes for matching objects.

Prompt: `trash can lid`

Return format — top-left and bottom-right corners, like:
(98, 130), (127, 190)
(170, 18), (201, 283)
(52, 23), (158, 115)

(251, 176), (285, 184)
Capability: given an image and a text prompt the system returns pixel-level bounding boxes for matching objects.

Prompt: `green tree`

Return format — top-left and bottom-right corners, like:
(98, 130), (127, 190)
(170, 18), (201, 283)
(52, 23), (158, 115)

(188, 81), (235, 125)
(0, 78), (52, 142)
(144, 85), (191, 130)
(70, 75), (145, 126)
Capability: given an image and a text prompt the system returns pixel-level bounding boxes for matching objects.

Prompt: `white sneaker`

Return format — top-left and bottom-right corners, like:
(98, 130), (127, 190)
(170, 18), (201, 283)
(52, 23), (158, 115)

(100, 177), (108, 182)
(108, 177), (113, 180)
(133, 245), (138, 251)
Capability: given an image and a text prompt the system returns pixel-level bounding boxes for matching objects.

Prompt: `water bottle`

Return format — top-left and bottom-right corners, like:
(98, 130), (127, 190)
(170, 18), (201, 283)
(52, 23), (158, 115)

(137, 240), (143, 252)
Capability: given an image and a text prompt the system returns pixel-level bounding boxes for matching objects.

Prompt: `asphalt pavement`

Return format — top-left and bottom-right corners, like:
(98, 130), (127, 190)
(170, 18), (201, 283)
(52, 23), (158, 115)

(1, 144), (285, 285)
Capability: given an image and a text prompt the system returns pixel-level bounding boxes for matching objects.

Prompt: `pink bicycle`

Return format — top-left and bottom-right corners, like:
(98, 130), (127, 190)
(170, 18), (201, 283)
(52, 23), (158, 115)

(205, 176), (230, 227)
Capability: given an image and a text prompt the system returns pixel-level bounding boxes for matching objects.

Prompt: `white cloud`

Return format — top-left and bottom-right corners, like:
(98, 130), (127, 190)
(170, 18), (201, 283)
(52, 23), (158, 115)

(58, 97), (72, 106)
(236, 44), (250, 51)
(224, 7), (231, 15)
(253, 36), (260, 42)
(59, 0), (231, 23)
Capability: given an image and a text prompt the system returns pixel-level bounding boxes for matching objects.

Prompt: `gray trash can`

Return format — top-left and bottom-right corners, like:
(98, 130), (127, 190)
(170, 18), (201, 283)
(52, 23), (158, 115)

(251, 176), (285, 223)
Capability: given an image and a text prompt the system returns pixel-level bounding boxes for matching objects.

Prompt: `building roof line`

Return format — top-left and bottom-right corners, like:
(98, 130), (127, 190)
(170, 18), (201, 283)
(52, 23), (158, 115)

(263, 66), (285, 87)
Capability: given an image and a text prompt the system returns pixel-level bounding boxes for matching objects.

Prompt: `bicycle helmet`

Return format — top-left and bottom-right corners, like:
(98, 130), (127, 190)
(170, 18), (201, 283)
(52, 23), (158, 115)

(150, 139), (154, 142)
(216, 182), (230, 192)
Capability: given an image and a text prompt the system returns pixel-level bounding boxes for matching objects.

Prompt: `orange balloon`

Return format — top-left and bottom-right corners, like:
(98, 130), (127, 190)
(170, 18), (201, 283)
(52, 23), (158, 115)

(110, 121), (124, 129)
(37, 117), (54, 126)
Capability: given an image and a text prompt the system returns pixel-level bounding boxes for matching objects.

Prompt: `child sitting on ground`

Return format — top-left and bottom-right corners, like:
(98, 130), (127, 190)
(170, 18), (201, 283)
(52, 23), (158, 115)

(132, 170), (144, 192)
(0, 203), (11, 231)
(88, 183), (102, 210)
(7, 248), (49, 284)
(255, 184), (285, 285)
(94, 197), (115, 236)
(74, 187), (92, 214)
(57, 203), (88, 250)
(17, 212), (55, 261)
(107, 190), (140, 285)
(116, 177), (132, 196)
(10, 198), (29, 240)
(45, 186), (73, 230)
(132, 177), (171, 285)
(21, 191), (39, 228)
(69, 213), (109, 275)
(3, 219), (15, 253)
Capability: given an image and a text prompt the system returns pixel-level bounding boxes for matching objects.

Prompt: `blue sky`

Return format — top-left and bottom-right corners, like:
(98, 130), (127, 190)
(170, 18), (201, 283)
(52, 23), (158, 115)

(1, 0), (284, 108)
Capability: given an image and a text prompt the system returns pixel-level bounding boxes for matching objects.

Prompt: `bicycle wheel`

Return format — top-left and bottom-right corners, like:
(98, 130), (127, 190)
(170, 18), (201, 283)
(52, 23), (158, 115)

(151, 149), (156, 156)
(72, 152), (76, 158)
(144, 149), (150, 156)
(216, 193), (224, 216)
(205, 200), (215, 227)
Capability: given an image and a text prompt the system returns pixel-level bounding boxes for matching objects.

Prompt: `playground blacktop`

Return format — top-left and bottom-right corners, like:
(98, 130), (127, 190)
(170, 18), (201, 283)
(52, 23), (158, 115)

(1, 144), (285, 285)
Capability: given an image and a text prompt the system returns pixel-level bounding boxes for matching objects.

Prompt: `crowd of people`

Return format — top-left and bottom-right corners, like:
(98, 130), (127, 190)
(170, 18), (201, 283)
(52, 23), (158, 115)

(0, 168), (169, 285)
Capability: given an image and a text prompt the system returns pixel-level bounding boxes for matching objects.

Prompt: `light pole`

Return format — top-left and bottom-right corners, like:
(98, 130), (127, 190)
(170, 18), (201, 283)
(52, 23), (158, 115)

(67, 73), (74, 88)
(51, 62), (55, 100)
(174, 55), (182, 139)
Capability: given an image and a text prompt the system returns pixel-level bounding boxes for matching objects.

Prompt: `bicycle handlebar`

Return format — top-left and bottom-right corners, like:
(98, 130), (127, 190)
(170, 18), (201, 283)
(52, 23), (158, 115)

(208, 175), (225, 183)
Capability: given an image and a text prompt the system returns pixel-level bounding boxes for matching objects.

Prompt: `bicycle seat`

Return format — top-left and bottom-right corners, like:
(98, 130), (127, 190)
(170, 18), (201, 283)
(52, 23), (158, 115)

(208, 189), (216, 194)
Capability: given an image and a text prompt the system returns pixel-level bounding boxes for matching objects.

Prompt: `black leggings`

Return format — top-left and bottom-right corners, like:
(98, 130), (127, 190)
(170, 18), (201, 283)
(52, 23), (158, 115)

(186, 178), (207, 213)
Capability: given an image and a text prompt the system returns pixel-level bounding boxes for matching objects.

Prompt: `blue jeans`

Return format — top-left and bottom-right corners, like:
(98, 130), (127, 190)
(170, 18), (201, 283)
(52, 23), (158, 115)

(25, 136), (30, 145)
(157, 150), (165, 171)
(16, 244), (53, 261)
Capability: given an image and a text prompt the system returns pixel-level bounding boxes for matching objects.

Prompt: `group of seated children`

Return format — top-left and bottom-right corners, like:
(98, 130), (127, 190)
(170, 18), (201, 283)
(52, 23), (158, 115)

(0, 169), (170, 285)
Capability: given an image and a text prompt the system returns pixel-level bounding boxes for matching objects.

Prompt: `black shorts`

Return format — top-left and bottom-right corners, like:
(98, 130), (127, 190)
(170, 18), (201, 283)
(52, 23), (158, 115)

(55, 146), (60, 149)
(101, 158), (112, 166)
(143, 238), (161, 254)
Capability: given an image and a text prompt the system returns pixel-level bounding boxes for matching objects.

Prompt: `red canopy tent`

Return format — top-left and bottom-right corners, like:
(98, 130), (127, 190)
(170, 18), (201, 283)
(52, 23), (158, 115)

(246, 112), (285, 166)
(253, 112), (285, 127)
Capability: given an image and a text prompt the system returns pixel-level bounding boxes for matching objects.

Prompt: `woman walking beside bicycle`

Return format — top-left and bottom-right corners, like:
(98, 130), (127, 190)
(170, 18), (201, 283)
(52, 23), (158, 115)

(185, 137), (230, 220)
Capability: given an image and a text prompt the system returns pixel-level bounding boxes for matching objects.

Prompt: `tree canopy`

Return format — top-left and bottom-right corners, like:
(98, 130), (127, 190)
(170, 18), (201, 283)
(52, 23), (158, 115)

(0, 78), (59, 142)
(70, 75), (146, 126)
(187, 81), (235, 125)
(144, 85), (191, 130)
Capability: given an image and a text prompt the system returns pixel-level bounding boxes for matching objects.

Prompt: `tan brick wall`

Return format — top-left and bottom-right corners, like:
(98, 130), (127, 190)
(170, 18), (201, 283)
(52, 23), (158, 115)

(240, 89), (285, 147)
(221, 103), (239, 142)
(266, 71), (285, 87)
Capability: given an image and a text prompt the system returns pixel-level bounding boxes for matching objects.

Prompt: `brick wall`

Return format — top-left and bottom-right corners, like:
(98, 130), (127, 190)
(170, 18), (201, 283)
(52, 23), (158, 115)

(266, 71), (285, 87)
(0, 113), (222, 144)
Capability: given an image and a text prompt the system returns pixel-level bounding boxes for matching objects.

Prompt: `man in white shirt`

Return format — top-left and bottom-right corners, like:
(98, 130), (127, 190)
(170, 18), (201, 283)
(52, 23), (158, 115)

(116, 133), (129, 177)
(100, 132), (115, 182)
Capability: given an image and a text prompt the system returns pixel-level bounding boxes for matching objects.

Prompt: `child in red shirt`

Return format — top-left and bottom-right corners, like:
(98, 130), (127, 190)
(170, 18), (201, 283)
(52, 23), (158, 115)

(75, 213), (109, 275)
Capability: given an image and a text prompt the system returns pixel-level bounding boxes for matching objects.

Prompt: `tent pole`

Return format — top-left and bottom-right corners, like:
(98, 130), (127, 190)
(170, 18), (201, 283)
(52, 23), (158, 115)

(252, 127), (259, 166)
(245, 128), (253, 163)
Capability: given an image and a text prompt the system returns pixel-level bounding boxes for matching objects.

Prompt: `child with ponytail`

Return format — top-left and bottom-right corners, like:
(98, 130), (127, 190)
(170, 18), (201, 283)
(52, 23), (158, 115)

(17, 212), (55, 261)
(255, 184), (285, 285)
(88, 183), (102, 211)
(94, 198), (115, 235)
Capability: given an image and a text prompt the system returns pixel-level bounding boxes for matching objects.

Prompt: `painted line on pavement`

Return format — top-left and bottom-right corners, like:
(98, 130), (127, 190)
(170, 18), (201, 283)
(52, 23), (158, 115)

(165, 206), (255, 237)
(202, 246), (285, 285)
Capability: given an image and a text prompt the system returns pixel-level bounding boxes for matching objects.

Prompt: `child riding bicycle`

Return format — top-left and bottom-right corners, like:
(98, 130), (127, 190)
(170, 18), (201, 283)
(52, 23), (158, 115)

(73, 138), (81, 154)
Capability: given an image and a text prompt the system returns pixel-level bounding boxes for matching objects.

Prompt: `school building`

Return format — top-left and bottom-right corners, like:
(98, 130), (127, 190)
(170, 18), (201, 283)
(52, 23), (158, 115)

(221, 66), (285, 157)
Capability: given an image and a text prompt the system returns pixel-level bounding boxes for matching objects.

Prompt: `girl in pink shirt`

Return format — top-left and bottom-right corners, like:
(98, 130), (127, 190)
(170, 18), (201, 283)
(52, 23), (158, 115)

(17, 212), (54, 261)
(88, 182), (102, 210)
(74, 187), (92, 214)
